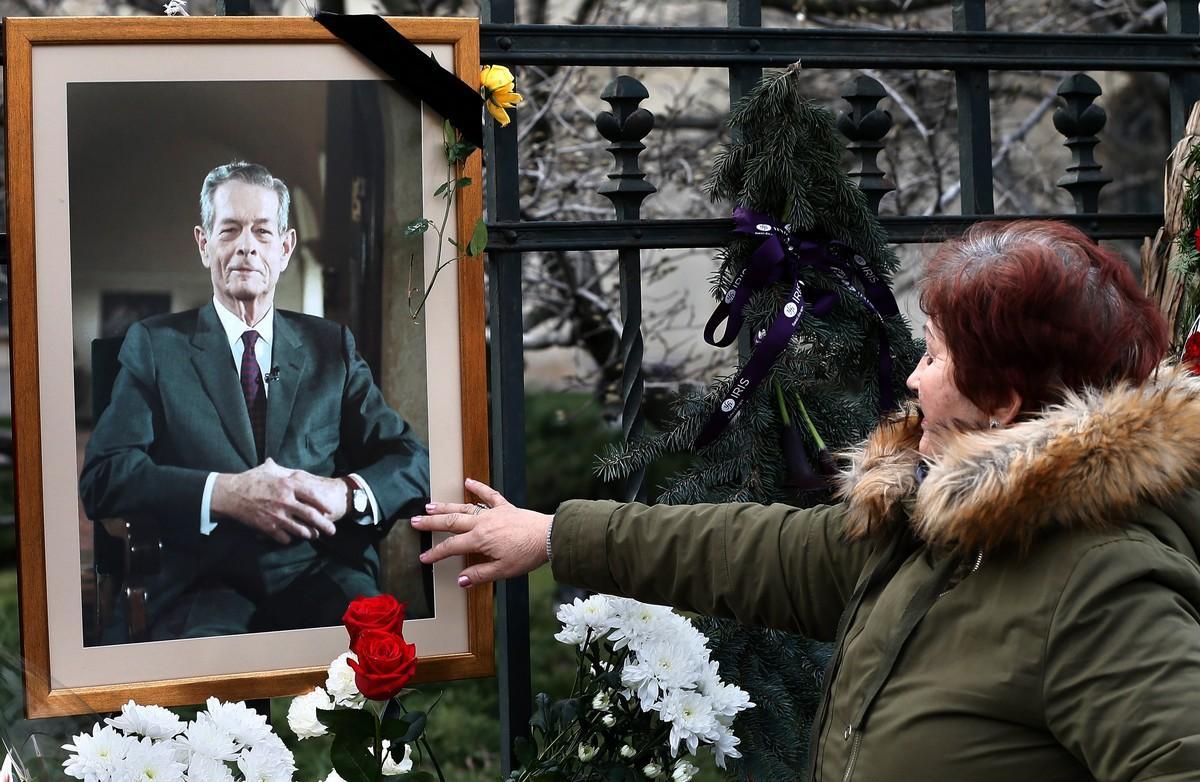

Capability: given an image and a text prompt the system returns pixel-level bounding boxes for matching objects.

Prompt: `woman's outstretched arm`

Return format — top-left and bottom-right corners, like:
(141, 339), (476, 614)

(413, 478), (874, 639)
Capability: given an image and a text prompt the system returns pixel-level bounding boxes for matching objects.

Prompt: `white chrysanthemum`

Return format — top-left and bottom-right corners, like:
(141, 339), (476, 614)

(642, 762), (662, 778)
(323, 772), (346, 782)
(553, 598), (595, 647)
(708, 681), (753, 723)
(63, 723), (133, 781)
(325, 653), (365, 709)
(106, 701), (186, 741)
(711, 727), (743, 769)
(183, 753), (234, 782)
(380, 741), (413, 776)
(669, 618), (711, 662)
(622, 640), (704, 710)
(175, 714), (238, 762)
(578, 594), (615, 630)
(671, 760), (699, 781)
(286, 688), (333, 739)
(660, 690), (719, 757)
(235, 741), (295, 782)
(606, 600), (675, 651)
(119, 737), (186, 782)
(203, 699), (273, 747)
(162, 0), (188, 14)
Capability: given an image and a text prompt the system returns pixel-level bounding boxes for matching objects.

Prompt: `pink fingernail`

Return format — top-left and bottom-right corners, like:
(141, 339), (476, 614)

(425, 503), (436, 511)
(457, 575), (471, 588)
(411, 516), (421, 524)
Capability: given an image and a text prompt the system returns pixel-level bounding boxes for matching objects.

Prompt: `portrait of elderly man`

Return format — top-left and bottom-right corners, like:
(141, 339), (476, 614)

(79, 161), (430, 643)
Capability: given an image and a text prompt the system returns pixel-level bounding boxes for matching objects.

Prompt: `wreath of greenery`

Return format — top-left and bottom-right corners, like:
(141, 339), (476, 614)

(1173, 141), (1200, 347)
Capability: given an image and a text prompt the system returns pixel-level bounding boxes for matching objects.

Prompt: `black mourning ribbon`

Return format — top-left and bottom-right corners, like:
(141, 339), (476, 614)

(314, 12), (484, 150)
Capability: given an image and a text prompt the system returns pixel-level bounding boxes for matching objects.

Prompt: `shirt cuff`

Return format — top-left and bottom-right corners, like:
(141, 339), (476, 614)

(348, 472), (381, 526)
(200, 471), (219, 535)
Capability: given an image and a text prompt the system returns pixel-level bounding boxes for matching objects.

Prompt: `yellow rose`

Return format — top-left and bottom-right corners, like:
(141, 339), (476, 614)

(480, 64), (524, 127)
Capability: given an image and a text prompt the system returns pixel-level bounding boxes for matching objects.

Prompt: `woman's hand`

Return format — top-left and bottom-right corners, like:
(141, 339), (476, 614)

(412, 478), (554, 587)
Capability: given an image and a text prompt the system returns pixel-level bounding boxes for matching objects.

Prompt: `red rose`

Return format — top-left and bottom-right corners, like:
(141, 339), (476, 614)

(348, 629), (418, 701)
(1184, 332), (1200, 375)
(1193, 227), (1200, 253)
(342, 594), (406, 644)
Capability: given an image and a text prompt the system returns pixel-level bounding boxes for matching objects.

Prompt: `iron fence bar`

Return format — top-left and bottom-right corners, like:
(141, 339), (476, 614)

(953, 0), (994, 215)
(597, 77), (655, 504)
(483, 0), (531, 775)
(480, 25), (1200, 71)
(1167, 0), (1200, 144)
(485, 214), (1163, 252)
(728, 0), (762, 362)
(727, 0), (763, 111)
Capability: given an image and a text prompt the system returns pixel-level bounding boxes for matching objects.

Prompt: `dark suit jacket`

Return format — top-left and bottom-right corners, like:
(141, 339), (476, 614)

(78, 302), (431, 630)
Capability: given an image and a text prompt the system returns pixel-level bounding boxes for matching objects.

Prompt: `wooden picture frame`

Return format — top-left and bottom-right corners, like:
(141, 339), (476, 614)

(5, 15), (492, 718)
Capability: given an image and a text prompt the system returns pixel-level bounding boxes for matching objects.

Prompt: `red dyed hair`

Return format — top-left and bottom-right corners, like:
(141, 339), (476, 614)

(920, 220), (1168, 414)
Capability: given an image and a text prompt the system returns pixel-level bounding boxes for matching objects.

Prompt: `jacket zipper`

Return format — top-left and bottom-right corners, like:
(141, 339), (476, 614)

(841, 727), (863, 782)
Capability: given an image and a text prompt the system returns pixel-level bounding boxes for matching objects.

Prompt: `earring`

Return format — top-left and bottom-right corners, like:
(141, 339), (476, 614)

(989, 419), (1000, 429)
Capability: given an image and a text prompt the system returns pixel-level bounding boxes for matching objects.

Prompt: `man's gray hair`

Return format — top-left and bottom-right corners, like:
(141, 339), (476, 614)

(199, 161), (291, 236)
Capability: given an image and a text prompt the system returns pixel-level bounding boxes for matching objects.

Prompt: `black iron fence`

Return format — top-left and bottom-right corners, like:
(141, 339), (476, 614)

(479, 0), (1200, 772)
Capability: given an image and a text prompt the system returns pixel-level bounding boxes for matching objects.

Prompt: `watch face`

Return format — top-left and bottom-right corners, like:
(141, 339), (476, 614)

(353, 489), (368, 513)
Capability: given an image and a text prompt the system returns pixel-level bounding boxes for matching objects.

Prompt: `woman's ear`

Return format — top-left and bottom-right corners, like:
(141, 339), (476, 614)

(992, 389), (1023, 426)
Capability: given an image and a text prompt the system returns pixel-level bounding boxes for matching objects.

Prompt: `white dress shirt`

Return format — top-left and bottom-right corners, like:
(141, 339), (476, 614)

(199, 298), (379, 535)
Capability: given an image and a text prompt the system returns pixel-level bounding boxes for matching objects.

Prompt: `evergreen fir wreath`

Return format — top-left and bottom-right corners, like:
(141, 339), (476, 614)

(1175, 141), (1200, 354)
(598, 67), (921, 779)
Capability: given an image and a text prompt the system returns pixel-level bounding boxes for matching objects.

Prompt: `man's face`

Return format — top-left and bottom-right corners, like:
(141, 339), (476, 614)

(194, 180), (295, 313)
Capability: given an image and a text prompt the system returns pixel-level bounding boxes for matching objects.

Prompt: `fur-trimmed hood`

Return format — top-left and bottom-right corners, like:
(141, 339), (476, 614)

(837, 365), (1200, 555)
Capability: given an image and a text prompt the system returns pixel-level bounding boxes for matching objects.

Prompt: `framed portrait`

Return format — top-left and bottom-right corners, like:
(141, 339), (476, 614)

(5, 15), (492, 718)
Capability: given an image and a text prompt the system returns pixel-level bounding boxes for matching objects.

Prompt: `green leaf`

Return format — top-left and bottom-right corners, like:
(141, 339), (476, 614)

(447, 140), (477, 164)
(330, 734), (376, 782)
(454, 176), (472, 190)
(513, 735), (537, 768)
(396, 711), (428, 744)
(442, 119), (456, 149)
(434, 181), (452, 199)
(316, 707), (376, 744)
(379, 717), (407, 741)
(404, 218), (430, 237)
(530, 692), (552, 734)
(466, 218), (489, 257)
(549, 698), (580, 731)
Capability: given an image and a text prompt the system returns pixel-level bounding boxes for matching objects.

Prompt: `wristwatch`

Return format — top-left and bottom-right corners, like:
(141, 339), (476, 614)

(342, 477), (369, 522)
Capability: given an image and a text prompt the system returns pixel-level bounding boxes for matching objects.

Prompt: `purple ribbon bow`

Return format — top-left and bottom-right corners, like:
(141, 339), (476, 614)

(695, 207), (898, 449)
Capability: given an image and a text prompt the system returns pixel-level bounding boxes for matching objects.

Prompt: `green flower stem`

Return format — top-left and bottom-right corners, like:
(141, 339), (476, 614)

(374, 711), (384, 781)
(774, 381), (792, 426)
(792, 393), (826, 451)
(408, 158), (461, 321)
(420, 736), (447, 782)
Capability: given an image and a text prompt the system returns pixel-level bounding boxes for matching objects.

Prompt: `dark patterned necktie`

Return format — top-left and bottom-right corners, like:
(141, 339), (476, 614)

(239, 330), (266, 462)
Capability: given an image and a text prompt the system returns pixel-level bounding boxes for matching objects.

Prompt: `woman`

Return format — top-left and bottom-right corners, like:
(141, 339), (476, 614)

(412, 220), (1200, 781)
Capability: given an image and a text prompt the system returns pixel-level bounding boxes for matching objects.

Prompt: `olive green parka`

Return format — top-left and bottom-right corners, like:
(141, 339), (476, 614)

(550, 368), (1200, 781)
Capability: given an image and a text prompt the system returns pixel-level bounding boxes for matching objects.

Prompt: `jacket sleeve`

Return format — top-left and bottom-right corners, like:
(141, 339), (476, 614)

(78, 321), (210, 525)
(550, 499), (874, 641)
(1042, 537), (1200, 780)
(337, 325), (430, 528)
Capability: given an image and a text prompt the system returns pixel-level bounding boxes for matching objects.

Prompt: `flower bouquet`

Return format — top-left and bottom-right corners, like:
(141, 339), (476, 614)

(513, 595), (754, 781)
(289, 594), (441, 782)
(63, 697), (296, 781)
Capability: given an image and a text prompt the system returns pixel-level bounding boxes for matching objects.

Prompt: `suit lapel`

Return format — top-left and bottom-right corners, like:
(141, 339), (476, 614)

(190, 302), (258, 468)
(265, 312), (308, 461)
